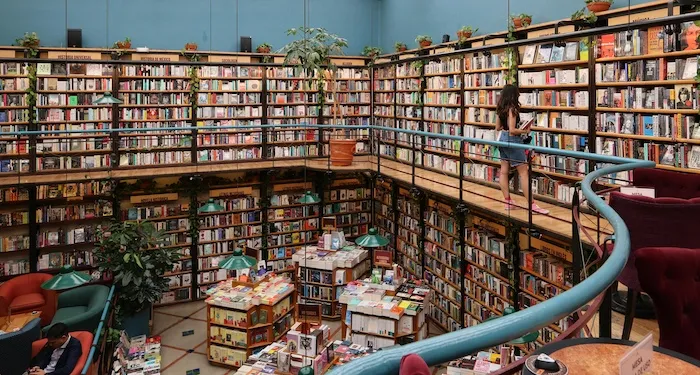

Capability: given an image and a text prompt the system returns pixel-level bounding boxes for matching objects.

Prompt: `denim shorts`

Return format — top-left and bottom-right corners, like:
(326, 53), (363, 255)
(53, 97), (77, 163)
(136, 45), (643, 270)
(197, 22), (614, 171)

(498, 132), (527, 167)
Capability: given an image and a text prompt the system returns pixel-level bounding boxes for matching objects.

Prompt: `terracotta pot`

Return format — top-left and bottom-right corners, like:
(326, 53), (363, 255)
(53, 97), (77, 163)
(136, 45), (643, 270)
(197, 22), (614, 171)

(185, 44), (198, 51)
(257, 47), (270, 53)
(457, 31), (472, 40)
(586, 1), (611, 12)
(512, 18), (523, 28)
(419, 40), (432, 48)
(396, 46), (407, 52)
(329, 139), (357, 166)
(117, 41), (131, 49)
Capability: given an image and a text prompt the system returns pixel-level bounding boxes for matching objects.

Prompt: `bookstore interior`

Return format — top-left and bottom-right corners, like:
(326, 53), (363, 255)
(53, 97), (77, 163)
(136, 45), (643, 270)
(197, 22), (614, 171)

(1, 0), (700, 374)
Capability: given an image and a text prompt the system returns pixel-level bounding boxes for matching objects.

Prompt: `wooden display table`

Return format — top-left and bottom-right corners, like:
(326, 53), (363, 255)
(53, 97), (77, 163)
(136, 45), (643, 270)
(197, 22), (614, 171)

(292, 245), (370, 319)
(206, 275), (297, 368)
(525, 338), (700, 375)
(0, 311), (41, 333)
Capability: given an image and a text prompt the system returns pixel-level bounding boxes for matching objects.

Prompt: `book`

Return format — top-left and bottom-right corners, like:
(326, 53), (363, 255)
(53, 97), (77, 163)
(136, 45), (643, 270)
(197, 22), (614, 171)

(37, 63), (52, 76)
(675, 84), (695, 109)
(647, 26), (665, 54)
(522, 45), (536, 65)
(564, 42), (579, 61)
(535, 44), (553, 64)
(549, 45), (565, 63)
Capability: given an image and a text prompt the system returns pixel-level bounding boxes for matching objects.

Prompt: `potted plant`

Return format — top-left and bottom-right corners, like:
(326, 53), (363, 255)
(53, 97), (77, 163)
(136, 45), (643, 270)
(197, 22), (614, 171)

(256, 43), (272, 54)
(114, 37), (132, 49)
(571, 8), (598, 24)
(184, 42), (198, 51)
(362, 46), (382, 59)
(94, 220), (181, 337)
(416, 35), (432, 48)
(15, 32), (40, 57)
(511, 13), (533, 28)
(586, 0), (613, 13)
(395, 42), (408, 52)
(280, 27), (353, 166)
(457, 26), (478, 41)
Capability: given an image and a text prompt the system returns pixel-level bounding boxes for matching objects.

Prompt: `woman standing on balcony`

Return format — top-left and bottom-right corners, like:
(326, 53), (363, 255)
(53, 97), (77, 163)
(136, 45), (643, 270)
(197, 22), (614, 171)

(495, 84), (549, 214)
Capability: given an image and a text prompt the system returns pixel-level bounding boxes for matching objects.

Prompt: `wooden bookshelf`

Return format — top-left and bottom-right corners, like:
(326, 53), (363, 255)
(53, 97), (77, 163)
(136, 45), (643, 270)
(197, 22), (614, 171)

(0, 185), (31, 280)
(325, 67), (371, 155)
(322, 176), (371, 240)
(395, 61), (423, 165)
(395, 187), (422, 280)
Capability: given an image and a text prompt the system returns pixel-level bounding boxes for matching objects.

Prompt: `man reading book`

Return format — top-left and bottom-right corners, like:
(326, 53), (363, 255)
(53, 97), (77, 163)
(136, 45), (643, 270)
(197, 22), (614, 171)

(28, 323), (82, 375)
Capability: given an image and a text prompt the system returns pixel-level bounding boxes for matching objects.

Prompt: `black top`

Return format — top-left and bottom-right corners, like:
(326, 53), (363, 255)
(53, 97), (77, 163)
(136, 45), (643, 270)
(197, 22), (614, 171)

(498, 107), (518, 131)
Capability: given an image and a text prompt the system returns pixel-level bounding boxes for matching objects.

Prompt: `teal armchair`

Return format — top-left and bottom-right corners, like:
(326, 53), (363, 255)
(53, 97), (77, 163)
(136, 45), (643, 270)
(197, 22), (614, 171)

(43, 284), (110, 334)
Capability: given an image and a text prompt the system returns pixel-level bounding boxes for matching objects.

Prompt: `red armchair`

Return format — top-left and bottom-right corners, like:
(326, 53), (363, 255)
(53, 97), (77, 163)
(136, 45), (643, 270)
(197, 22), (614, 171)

(632, 168), (700, 199)
(0, 273), (57, 326)
(32, 331), (93, 375)
(606, 192), (700, 339)
(636, 247), (700, 361)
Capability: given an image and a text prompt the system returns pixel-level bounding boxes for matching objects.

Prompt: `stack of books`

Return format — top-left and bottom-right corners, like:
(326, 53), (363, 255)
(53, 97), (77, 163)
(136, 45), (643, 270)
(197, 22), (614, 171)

(291, 245), (368, 271)
(205, 275), (295, 310)
(110, 331), (162, 375)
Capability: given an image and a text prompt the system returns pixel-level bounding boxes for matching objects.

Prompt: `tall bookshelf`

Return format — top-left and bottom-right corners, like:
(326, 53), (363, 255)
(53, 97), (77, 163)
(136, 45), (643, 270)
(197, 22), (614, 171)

(325, 66), (371, 155)
(372, 63), (396, 158)
(395, 61), (423, 165)
(0, 185), (31, 280)
(322, 176), (371, 241)
(196, 65), (263, 163)
(395, 186), (422, 280)
(373, 178), (395, 256)
(1, 61), (30, 174)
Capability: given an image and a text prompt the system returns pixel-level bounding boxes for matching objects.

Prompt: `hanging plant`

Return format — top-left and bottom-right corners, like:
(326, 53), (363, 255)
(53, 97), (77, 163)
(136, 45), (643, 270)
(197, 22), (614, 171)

(26, 63), (37, 126)
(187, 66), (200, 112)
(572, 8), (599, 25)
(394, 42), (408, 52)
(16, 32), (40, 58)
(112, 37), (132, 59)
(504, 24), (518, 84)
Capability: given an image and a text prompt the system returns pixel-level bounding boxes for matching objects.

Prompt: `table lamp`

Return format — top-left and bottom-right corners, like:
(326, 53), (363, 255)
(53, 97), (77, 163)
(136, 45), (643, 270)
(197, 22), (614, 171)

(41, 265), (91, 290)
(297, 191), (320, 204)
(219, 248), (257, 271)
(198, 198), (224, 213)
(92, 92), (123, 105)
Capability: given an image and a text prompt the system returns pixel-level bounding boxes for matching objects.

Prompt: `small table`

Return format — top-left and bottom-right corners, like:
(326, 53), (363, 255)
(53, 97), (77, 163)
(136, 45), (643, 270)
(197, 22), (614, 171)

(525, 337), (700, 375)
(0, 311), (41, 333)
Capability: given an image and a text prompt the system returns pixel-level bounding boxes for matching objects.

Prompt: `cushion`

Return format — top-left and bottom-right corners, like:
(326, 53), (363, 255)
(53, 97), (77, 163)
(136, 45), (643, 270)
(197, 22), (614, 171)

(10, 293), (45, 311)
(51, 306), (88, 324)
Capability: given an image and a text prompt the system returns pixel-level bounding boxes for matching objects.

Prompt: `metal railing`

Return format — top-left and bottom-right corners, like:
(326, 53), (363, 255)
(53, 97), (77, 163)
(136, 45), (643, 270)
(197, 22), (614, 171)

(80, 284), (116, 375)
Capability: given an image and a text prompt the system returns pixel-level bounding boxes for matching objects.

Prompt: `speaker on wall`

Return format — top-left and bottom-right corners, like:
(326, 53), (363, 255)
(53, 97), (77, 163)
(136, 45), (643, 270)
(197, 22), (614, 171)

(240, 36), (252, 52)
(442, 34), (450, 43)
(67, 29), (82, 48)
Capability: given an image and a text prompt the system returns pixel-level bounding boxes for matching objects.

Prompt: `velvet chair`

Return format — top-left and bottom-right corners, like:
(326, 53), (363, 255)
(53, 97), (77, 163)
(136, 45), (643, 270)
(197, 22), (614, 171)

(0, 273), (57, 326)
(0, 317), (41, 375)
(32, 331), (94, 375)
(44, 284), (110, 334)
(636, 247), (700, 361)
(632, 168), (700, 199)
(606, 192), (700, 339)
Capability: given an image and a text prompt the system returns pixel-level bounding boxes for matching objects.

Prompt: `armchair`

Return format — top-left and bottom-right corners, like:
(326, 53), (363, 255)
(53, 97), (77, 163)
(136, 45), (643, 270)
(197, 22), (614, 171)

(44, 284), (110, 334)
(632, 168), (700, 199)
(606, 192), (700, 339)
(0, 317), (41, 375)
(0, 273), (57, 326)
(32, 331), (93, 375)
(636, 247), (700, 361)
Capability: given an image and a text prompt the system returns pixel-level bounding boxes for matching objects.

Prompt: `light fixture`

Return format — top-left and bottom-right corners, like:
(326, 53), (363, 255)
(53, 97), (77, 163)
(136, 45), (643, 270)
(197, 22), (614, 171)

(219, 248), (258, 270)
(198, 198), (224, 213)
(92, 92), (123, 105)
(41, 265), (91, 290)
(297, 190), (320, 204)
(355, 228), (389, 248)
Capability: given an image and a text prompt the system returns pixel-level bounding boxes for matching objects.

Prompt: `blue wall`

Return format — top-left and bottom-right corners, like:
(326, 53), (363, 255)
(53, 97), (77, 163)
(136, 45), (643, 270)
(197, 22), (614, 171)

(0, 0), (379, 55)
(379, 0), (650, 52)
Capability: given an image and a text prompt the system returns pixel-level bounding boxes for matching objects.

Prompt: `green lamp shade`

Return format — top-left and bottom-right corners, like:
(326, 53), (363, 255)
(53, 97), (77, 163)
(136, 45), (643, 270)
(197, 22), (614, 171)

(41, 265), (91, 290)
(483, 307), (539, 344)
(219, 248), (257, 270)
(198, 198), (225, 213)
(355, 228), (389, 248)
(297, 191), (320, 204)
(299, 367), (314, 375)
(92, 92), (123, 105)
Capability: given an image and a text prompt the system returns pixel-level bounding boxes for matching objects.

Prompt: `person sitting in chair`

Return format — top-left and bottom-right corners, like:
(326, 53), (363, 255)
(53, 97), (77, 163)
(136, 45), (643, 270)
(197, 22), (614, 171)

(28, 323), (81, 375)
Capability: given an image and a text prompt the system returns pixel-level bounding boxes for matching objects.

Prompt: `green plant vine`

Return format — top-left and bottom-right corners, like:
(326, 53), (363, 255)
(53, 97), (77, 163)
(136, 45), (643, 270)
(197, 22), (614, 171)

(188, 66), (200, 113)
(504, 23), (518, 85)
(26, 63), (37, 127)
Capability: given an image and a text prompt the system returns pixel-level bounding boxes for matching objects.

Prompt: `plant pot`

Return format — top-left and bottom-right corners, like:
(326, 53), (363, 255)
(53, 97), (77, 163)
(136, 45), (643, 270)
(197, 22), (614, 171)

(457, 31), (472, 40)
(396, 46), (407, 52)
(185, 44), (198, 51)
(586, 1), (611, 12)
(419, 40), (432, 48)
(121, 303), (152, 337)
(329, 139), (357, 166)
(257, 47), (270, 54)
(116, 41), (131, 49)
(23, 41), (39, 49)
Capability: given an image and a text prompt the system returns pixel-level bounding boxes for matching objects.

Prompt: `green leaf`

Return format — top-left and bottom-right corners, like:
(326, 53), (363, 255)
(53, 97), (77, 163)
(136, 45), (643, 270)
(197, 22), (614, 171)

(123, 253), (131, 262)
(135, 255), (143, 269)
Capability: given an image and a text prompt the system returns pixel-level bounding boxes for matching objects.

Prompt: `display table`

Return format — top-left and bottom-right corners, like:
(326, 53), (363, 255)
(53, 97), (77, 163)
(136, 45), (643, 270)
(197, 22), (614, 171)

(292, 245), (370, 319)
(0, 311), (40, 333)
(338, 279), (430, 349)
(206, 275), (297, 368)
(525, 338), (700, 375)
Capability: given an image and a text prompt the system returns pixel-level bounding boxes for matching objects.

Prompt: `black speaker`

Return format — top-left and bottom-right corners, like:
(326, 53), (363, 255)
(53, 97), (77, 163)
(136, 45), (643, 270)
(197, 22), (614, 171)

(240, 36), (252, 53)
(67, 29), (82, 48)
(442, 34), (450, 43)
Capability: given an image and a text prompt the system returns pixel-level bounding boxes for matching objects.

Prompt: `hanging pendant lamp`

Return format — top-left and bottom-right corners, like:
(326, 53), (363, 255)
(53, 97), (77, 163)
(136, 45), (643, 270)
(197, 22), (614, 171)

(41, 265), (92, 290)
(219, 248), (258, 270)
(297, 190), (320, 204)
(355, 228), (389, 248)
(198, 198), (225, 213)
(92, 92), (123, 105)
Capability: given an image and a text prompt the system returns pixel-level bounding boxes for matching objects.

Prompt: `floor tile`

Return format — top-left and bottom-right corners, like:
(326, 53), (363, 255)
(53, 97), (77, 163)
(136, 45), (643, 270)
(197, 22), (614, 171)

(160, 318), (208, 351)
(163, 352), (230, 375)
(160, 345), (188, 369)
(190, 306), (208, 321)
(153, 312), (184, 335)
(156, 300), (206, 317)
